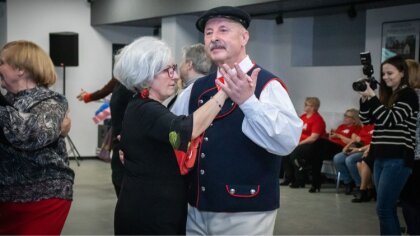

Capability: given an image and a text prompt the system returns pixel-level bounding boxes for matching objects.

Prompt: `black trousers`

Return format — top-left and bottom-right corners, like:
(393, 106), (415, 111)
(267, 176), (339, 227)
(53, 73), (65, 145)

(288, 140), (322, 185)
(310, 138), (342, 187)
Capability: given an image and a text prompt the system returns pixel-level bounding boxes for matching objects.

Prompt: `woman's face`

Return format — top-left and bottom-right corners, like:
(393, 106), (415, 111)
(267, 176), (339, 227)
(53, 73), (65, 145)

(342, 111), (356, 125)
(149, 64), (179, 102)
(382, 63), (403, 91)
(303, 101), (315, 114)
(0, 55), (23, 94)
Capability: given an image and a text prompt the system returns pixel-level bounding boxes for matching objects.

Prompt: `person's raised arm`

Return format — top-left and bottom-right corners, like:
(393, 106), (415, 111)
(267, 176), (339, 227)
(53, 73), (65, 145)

(77, 77), (118, 103)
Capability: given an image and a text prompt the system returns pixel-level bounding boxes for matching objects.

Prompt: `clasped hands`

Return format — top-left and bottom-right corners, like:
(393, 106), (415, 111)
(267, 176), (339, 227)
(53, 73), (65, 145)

(215, 63), (260, 105)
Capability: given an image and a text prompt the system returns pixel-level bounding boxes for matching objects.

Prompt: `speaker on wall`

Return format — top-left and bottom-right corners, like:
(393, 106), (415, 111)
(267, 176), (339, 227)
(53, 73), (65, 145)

(49, 32), (79, 66)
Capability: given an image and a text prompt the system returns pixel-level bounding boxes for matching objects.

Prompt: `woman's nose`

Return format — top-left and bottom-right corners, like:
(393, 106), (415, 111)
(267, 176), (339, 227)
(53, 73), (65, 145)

(173, 71), (179, 80)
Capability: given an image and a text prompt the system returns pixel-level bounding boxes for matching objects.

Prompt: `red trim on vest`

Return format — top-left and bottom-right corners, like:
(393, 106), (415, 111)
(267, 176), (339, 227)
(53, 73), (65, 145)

(196, 87), (237, 119)
(262, 78), (288, 93)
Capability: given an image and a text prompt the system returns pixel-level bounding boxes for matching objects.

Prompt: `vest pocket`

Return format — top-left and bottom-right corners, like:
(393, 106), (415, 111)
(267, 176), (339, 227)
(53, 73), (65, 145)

(225, 184), (260, 198)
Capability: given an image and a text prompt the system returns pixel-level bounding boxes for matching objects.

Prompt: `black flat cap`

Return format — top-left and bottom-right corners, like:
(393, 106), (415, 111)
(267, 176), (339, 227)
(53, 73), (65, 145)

(196, 6), (251, 32)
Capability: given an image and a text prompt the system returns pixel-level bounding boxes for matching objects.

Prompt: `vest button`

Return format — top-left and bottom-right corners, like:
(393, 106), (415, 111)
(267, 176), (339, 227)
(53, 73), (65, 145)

(204, 137), (209, 142)
(200, 169), (205, 175)
(201, 186), (206, 192)
(229, 188), (236, 194)
(201, 153), (205, 158)
(199, 99), (204, 104)
(250, 189), (256, 194)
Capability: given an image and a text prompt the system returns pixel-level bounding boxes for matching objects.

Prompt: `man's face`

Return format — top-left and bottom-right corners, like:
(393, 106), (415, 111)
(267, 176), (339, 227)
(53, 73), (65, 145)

(179, 59), (190, 83)
(203, 18), (249, 66)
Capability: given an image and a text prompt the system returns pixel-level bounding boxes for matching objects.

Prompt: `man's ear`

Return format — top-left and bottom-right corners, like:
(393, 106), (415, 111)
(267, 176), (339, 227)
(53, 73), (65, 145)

(241, 30), (249, 47)
(186, 60), (193, 70)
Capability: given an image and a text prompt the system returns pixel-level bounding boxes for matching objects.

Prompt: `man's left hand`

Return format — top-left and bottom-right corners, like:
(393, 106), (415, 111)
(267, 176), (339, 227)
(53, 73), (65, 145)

(217, 63), (260, 105)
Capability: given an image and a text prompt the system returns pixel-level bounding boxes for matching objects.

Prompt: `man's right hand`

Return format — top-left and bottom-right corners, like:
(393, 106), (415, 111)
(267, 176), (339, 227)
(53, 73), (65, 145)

(218, 63), (260, 105)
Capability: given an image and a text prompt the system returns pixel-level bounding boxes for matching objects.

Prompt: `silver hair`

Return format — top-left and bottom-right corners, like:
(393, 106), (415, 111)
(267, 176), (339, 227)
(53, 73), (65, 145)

(182, 43), (212, 75)
(113, 36), (172, 91)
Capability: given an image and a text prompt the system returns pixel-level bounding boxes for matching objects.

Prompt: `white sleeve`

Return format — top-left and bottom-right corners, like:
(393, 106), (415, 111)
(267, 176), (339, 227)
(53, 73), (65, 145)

(239, 80), (303, 156)
(170, 85), (192, 116)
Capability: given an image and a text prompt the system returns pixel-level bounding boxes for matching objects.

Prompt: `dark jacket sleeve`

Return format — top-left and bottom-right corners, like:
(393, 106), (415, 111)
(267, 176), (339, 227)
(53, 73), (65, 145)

(87, 77), (118, 102)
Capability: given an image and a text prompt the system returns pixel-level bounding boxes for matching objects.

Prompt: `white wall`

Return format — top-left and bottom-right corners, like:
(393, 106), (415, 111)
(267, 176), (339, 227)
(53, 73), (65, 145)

(245, 18), (362, 130)
(161, 15), (200, 64)
(6, 0), (153, 156)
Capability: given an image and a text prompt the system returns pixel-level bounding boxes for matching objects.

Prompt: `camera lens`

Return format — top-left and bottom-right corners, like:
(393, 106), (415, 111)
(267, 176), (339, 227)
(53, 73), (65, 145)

(352, 80), (367, 92)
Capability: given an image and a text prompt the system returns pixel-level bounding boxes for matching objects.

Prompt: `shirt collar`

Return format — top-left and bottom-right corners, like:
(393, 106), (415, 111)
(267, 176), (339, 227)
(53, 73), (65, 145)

(183, 74), (205, 88)
(216, 55), (253, 78)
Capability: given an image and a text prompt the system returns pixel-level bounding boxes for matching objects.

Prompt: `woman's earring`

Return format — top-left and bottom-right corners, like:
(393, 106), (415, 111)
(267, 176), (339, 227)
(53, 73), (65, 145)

(140, 88), (149, 99)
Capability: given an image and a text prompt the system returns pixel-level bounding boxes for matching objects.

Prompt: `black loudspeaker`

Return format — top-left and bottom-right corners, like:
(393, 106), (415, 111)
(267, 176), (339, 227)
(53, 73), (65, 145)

(49, 32), (79, 66)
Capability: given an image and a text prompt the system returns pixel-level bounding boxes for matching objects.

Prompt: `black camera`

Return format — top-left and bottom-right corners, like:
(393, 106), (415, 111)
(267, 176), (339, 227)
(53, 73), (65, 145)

(352, 51), (379, 92)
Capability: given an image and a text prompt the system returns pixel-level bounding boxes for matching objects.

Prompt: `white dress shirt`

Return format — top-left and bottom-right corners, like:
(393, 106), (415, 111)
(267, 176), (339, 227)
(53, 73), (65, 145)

(170, 55), (303, 156)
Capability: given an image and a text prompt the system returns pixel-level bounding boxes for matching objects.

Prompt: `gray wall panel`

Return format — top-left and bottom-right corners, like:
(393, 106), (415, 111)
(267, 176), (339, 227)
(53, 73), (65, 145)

(91, 0), (278, 25)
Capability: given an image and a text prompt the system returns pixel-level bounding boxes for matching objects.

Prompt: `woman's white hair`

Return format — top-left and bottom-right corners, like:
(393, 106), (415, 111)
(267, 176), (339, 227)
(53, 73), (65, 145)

(113, 36), (172, 91)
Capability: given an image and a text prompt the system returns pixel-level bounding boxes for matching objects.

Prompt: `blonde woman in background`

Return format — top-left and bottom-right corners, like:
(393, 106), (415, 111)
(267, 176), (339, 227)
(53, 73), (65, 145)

(400, 59), (420, 235)
(0, 40), (74, 235)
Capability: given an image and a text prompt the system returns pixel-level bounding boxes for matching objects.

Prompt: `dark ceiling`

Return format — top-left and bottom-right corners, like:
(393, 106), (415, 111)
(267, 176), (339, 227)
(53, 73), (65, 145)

(113, 0), (420, 28)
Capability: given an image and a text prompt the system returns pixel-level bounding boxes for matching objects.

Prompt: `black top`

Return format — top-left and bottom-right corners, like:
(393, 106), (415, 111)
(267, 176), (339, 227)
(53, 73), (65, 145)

(110, 82), (134, 143)
(0, 87), (74, 202)
(114, 97), (193, 235)
(0, 93), (11, 145)
(360, 86), (418, 165)
(109, 81), (134, 186)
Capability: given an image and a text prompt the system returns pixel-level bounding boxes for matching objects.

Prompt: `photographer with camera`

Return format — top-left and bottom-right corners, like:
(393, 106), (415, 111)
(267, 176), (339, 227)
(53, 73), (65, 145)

(357, 55), (418, 235)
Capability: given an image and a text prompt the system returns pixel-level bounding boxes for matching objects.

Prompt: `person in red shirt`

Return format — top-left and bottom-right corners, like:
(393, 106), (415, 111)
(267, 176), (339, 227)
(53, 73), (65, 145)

(308, 108), (362, 193)
(280, 97), (326, 187)
(333, 124), (374, 195)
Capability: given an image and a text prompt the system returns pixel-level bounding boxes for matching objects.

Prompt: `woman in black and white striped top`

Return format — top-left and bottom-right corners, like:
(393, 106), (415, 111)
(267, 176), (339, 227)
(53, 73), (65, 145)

(358, 55), (418, 235)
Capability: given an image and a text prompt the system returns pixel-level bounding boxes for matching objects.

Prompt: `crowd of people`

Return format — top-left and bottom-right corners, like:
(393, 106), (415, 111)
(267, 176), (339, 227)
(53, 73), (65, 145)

(0, 5), (419, 236)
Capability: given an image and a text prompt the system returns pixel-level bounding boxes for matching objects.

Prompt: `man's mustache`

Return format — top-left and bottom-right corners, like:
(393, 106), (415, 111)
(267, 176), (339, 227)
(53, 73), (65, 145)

(209, 41), (226, 51)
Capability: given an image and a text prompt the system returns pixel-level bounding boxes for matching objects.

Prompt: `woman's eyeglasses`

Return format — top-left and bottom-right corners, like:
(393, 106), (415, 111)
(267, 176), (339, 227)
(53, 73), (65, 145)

(162, 64), (178, 78)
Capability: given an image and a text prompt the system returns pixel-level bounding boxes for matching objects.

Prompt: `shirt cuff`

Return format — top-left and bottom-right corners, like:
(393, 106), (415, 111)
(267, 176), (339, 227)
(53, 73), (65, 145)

(83, 93), (92, 103)
(239, 94), (260, 119)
